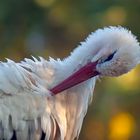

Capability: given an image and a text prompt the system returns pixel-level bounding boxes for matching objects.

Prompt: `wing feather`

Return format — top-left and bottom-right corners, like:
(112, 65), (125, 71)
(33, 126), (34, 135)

(0, 57), (96, 140)
(0, 58), (53, 96)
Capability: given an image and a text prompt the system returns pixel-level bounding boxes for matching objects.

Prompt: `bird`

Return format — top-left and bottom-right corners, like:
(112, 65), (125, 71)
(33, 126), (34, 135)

(0, 26), (139, 140)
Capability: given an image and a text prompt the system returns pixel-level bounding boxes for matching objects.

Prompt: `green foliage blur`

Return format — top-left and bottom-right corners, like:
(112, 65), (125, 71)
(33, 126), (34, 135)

(0, 0), (140, 139)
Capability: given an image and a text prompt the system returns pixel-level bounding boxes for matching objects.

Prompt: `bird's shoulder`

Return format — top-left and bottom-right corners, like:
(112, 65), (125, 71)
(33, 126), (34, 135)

(0, 57), (63, 96)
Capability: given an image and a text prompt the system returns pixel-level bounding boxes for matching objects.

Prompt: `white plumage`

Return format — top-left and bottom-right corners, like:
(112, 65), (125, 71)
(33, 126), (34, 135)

(0, 26), (139, 140)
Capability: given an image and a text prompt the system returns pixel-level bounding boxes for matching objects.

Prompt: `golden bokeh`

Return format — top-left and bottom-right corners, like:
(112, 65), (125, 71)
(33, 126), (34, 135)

(109, 112), (135, 140)
(104, 6), (127, 25)
(115, 67), (139, 91)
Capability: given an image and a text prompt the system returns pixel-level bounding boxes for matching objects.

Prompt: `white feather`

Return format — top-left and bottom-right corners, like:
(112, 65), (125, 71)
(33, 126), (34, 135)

(0, 26), (139, 140)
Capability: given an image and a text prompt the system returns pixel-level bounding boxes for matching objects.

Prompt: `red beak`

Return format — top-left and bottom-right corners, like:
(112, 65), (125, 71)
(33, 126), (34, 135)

(50, 61), (99, 95)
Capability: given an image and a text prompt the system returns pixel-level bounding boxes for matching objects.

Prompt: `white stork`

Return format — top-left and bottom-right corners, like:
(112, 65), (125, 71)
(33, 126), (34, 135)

(0, 26), (139, 140)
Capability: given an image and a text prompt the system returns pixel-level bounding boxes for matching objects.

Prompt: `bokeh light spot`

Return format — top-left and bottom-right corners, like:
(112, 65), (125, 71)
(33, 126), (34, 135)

(104, 6), (126, 25)
(109, 112), (135, 140)
(115, 67), (139, 91)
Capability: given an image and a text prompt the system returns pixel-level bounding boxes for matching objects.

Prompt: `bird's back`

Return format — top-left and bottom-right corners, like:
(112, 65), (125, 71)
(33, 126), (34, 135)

(0, 57), (96, 140)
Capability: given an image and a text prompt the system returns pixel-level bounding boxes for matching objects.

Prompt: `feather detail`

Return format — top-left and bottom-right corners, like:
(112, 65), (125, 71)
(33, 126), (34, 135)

(0, 26), (139, 140)
(0, 43), (97, 140)
(0, 52), (96, 140)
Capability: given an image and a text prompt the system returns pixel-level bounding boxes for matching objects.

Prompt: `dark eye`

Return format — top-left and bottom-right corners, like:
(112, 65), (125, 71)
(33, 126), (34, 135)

(104, 51), (117, 62)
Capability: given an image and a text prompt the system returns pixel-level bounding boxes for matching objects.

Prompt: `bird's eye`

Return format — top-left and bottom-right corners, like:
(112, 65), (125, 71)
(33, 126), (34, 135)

(104, 51), (117, 62)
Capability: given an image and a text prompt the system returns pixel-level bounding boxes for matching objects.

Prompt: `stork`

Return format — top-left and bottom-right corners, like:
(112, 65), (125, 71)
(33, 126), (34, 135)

(0, 26), (139, 140)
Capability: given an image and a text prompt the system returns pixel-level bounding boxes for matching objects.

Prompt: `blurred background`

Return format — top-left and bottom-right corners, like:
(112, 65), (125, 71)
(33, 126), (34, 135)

(0, 0), (140, 139)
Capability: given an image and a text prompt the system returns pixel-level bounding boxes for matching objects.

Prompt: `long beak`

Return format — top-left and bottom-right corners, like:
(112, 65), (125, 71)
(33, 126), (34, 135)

(50, 61), (99, 95)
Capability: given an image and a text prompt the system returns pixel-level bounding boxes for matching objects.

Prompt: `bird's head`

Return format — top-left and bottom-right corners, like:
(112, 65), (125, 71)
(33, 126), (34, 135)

(50, 27), (140, 95)
(93, 27), (140, 77)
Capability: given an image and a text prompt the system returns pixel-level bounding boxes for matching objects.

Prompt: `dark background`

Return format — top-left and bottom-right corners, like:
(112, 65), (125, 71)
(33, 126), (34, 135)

(0, 0), (140, 139)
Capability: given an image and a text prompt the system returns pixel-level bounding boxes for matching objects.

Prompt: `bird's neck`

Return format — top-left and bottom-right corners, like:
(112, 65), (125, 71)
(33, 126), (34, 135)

(51, 34), (99, 87)
(64, 39), (99, 72)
